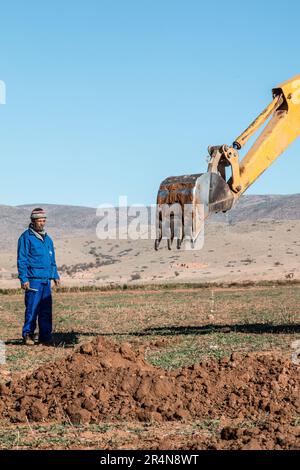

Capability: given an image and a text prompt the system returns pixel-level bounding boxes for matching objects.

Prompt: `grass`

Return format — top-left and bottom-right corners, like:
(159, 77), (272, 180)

(0, 284), (299, 377)
(0, 422), (125, 449)
(3, 417), (288, 449)
(0, 278), (300, 296)
(193, 419), (220, 434)
(0, 420), (228, 449)
(7, 349), (27, 363)
(293, 417), (300, 427)
(0, 282), (299, 450)
(145, 331), (294, 369)
(0, 422), (167, 449)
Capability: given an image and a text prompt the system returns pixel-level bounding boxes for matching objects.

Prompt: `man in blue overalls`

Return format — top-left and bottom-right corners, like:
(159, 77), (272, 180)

(17, 208), (61, 345)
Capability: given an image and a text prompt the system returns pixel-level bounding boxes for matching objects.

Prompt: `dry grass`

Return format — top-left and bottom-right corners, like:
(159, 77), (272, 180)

(0, 284), (299, 377)
(0, 284), (299, 449)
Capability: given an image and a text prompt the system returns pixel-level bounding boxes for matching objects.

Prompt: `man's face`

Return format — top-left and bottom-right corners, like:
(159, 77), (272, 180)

(33, 218), (46, 232)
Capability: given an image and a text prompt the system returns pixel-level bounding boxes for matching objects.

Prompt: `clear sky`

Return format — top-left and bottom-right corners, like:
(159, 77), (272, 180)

(0, 0), (300, 207)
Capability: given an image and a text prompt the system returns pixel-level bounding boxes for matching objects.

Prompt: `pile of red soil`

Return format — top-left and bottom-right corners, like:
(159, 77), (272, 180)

(0, 337), (299, 449)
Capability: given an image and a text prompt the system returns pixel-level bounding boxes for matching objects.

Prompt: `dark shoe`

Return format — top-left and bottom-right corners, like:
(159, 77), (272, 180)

(39, 337), (54, 346)
(23, 333), (35, 345)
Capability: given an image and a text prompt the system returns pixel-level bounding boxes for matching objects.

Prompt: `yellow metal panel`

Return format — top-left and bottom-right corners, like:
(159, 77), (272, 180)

(238, 74), (300, 194)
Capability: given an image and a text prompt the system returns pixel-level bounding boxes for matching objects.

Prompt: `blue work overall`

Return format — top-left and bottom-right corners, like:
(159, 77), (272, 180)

(22, 279), (52, 342)
(17, 227), (59, 342)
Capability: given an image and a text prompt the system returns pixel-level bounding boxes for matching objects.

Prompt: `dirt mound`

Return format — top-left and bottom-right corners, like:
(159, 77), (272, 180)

(0, 337), (299, 449)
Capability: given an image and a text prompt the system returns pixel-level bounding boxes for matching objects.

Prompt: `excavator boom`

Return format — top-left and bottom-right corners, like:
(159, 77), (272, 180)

(155, 74), (300, 250)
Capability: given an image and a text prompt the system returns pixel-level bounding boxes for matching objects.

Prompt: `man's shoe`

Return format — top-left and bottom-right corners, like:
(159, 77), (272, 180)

(22, 333), (35, 345)
(39, 337), (54, 346)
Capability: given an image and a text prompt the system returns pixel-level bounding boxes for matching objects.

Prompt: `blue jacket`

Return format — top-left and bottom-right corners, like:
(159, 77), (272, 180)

(17, 228), (60, 285)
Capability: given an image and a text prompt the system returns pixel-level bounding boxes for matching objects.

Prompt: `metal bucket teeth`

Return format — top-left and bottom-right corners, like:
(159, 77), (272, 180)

(155, 172), (234, 250)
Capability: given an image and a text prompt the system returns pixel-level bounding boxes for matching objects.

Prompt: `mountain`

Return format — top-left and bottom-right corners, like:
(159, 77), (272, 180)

(213, 194), (300, 223)
(0, 195), (299, 287)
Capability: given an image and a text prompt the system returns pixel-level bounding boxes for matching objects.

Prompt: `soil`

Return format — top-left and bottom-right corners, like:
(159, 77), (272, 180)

(0, 337), (299, 449)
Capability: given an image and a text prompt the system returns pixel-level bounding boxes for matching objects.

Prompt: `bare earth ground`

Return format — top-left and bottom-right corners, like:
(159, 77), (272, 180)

(0, 285), (299, 449)
(0, 219), (300, 289)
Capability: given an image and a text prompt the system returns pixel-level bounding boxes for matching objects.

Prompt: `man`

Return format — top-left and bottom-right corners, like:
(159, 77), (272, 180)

(17, 208), (61, 345)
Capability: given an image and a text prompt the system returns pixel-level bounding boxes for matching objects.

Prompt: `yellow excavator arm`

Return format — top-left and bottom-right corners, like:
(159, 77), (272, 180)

(155, 74), (300, 250)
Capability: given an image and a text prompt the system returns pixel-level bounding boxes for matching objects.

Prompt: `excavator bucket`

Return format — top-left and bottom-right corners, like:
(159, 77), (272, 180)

(155, 172), (234, 249)
(155, 74), (300, 250)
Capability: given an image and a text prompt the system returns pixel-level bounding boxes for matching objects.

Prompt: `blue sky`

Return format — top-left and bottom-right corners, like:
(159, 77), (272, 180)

(0, 0), (300, 207)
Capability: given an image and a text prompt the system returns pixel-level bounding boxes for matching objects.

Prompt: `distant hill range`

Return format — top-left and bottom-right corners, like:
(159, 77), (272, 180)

(0, 195), (299, 287)
(211, 194), (300, 223)
(0, 194), (299, 251)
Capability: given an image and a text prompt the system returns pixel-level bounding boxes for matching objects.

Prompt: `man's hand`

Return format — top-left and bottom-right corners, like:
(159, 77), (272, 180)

(53, 279), (61, 287)
(21, 282), (30, 290)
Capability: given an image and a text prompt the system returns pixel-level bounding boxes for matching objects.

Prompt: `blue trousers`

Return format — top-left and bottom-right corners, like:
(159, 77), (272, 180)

(22, 279), (52, 342)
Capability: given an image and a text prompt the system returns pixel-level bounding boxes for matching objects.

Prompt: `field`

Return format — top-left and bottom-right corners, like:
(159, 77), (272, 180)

(0, 283), (299, 450)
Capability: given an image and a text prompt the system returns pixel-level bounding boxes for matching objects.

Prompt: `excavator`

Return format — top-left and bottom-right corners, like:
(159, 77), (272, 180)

(155, 74), (300, 250)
